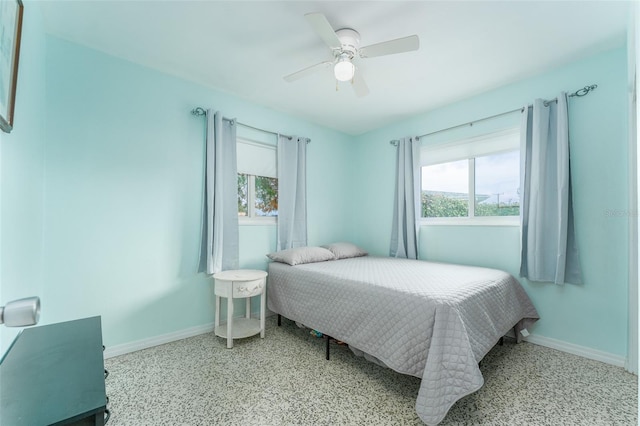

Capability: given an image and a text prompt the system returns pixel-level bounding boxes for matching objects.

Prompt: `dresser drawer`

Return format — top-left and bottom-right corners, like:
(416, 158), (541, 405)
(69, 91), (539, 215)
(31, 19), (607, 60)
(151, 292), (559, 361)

(233, 278), (264, 297)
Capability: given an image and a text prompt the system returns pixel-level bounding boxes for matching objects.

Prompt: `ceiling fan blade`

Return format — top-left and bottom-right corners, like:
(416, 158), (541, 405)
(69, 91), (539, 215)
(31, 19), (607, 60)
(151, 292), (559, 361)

(283, 61), (332, 82)
(351, 71), (369, 98)
(359, 35), (419, 58)
(304, 12), (342, 50)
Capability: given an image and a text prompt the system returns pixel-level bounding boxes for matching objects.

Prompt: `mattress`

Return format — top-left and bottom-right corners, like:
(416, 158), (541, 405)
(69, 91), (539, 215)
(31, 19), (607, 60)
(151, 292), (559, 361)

(267, 256), (539, 425)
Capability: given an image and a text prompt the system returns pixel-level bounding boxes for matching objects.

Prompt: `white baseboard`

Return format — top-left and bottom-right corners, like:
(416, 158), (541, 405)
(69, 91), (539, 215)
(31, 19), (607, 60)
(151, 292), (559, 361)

(104, 310), (276, 359)
(523, 333), (627, 368)
(103, 317), (627, 369)
(103, 322), (215, 359)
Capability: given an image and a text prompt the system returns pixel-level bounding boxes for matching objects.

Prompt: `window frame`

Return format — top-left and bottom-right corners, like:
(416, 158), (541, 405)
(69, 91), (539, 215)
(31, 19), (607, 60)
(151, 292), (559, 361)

(419, 128), (520, 227)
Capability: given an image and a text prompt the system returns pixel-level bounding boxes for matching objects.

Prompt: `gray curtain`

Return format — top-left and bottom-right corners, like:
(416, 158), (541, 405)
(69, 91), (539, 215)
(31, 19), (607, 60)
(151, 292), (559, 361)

(277, 135), (308, 250)
(390, 137), (420, 259)
(200, 110), (239, 274)
(520, 94), (582, 285)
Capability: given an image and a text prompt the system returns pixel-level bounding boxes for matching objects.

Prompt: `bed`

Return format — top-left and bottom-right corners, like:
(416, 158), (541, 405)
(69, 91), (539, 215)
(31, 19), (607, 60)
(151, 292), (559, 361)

(266, 251), (539, 425)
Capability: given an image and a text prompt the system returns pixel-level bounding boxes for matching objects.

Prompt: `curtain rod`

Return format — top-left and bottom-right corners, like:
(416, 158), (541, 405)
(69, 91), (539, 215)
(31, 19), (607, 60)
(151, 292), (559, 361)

(191, 107), (311, 143)
(389, 84), (597, 146)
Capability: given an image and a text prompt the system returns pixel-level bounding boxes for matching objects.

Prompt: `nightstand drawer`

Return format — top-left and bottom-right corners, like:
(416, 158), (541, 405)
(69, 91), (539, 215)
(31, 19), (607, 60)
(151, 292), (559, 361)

(233, 278), (264, 297)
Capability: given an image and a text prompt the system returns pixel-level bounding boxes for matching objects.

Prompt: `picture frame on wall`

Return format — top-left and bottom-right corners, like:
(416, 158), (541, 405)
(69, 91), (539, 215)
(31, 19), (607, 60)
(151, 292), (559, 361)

(0, 0), (23, 133)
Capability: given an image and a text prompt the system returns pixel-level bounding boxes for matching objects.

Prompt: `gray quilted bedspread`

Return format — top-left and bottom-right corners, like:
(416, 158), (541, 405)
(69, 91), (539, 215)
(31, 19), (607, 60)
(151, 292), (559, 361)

(267, 256), (539, 425)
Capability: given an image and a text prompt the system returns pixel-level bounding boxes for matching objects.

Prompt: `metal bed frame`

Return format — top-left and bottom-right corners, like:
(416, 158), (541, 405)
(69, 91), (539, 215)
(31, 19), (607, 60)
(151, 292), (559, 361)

(277, 313), (510, 362)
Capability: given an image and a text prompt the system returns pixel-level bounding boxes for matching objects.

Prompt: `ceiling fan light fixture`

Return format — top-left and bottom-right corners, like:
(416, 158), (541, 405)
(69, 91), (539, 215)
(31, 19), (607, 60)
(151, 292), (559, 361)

(334, 56), (355, 82)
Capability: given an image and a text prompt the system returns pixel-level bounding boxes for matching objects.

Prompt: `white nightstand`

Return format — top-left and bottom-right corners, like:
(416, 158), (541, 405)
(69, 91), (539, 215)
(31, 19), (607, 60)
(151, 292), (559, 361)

(213, 269), (268, 349)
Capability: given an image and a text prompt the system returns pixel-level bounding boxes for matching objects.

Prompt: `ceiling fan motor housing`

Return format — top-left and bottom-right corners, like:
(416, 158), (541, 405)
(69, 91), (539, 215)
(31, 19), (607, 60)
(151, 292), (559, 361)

(335, 28), (360, 58)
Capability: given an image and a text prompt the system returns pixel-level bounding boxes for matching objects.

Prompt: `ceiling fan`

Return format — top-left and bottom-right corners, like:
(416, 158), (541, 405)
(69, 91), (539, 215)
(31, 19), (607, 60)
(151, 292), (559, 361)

(283, 12), (420, 97)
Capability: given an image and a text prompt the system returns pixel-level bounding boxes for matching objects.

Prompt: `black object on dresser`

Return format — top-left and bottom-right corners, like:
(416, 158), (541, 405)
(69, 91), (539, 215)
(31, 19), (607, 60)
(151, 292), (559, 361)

(0, 316), (109, 425)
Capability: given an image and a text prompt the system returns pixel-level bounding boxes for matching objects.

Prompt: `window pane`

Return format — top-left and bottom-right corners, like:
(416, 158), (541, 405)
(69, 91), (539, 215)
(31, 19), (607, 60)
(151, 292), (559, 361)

(238, 174), (248, 216)
(475, 150), (520, 216)
(421, 160), (469, 217)
(255, 176), (278, 217)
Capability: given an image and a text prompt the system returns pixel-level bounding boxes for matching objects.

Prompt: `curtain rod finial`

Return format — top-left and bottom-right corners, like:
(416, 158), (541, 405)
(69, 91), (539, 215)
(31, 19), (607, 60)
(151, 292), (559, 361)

(569, 84), (597, 98)
(191, 107), (206, 116)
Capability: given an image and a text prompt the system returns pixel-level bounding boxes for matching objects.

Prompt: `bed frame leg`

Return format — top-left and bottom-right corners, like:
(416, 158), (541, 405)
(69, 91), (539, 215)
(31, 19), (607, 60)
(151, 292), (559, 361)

(499, 336), (504, 346)
(277, 314), (281, 327)
(325, 334), (330, 360)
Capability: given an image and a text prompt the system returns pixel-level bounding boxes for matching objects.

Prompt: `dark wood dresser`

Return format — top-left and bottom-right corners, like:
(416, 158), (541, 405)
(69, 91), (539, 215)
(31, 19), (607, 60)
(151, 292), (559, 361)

(0, 316), (108, 425)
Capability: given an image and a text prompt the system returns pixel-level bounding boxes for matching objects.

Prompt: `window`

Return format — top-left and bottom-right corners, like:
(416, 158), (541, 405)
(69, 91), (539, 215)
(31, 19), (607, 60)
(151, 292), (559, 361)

(237, 174), (278, 216)
(420, 128), (520, 225)
(237, 138), (277, 224)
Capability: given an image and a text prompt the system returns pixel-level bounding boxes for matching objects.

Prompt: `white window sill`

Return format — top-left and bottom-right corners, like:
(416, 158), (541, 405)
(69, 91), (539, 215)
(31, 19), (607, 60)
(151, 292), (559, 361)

(239, 217), (277, 226)
(419, 217), (520, 227)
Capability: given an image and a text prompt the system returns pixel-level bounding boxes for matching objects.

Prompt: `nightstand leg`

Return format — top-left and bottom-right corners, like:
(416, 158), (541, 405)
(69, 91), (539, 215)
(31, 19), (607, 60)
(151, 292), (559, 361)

(260, 289), (266, 338)
(246, 298), (251, 319)
(215, 296), (220, 329)
(226, 296), (233, 349)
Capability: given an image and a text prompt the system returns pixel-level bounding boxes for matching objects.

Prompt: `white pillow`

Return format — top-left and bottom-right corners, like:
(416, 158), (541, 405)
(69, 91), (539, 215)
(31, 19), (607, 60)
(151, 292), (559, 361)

(266, 246), (335, 266)
(321, 242), (368, 260)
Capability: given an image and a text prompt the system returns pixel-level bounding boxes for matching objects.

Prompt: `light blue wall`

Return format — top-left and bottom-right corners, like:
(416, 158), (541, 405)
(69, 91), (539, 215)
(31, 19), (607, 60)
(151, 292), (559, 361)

(0, 11), (629, 361)
(42, 36), (355, 349)
(352, 48), (629, 357)
(0, 2), (47, 353)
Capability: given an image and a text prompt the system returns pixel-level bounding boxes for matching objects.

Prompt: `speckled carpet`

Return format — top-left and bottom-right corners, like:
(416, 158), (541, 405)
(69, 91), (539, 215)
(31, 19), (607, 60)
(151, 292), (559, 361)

(104, 316), (637, 425)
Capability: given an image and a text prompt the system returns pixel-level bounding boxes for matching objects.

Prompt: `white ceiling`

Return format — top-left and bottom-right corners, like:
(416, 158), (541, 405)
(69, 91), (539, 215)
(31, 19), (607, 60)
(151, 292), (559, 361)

(38, 1), (630, 135)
